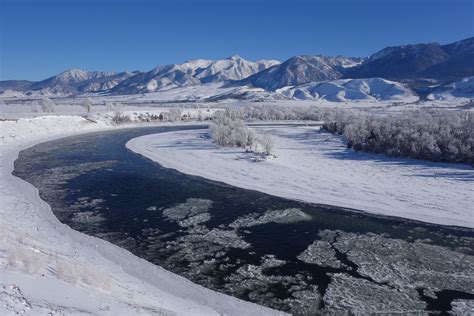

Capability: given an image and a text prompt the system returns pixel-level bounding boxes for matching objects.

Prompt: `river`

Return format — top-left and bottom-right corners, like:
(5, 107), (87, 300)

(13, 125), (474, 315)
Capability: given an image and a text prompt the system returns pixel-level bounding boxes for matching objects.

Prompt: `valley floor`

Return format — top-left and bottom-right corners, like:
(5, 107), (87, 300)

(127, 125), (474, 228)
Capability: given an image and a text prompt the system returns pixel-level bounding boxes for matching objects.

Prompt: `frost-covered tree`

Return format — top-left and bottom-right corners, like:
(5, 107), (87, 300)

(258, 133), (274, 155)
(41, 97), (55, 113)
(31, 101), (40, 113)
(210, 109), (254, 148)
(168, 107), (183, 121)
(111, 112), (132, 124)
(211, 105), (472, 164)
(105, 102), (115, 111)
(239, 104), (326, 121)
(247, 128), (257, 150)
(82, 97), (93, 113)
(323, 109), (474, 165)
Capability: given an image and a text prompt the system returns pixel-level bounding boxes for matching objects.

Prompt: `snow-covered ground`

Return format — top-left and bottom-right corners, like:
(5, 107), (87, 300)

(0, 101), (221, 120)
(277, 78), (418, 103)
(0, 115), (285, 315)
(427, 76), (474, 103)
(2, 81), (472, 120)
(127, 126), (474, 228)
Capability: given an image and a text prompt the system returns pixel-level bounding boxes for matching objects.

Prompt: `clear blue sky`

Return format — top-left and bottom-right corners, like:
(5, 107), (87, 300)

(1, 0), (473, 81)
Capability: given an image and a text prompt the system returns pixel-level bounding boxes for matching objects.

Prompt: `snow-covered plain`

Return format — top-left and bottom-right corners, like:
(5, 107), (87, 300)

(2, 77), (472, 118)
(127, 126), (474, 228)
(0, 115), (285, 315)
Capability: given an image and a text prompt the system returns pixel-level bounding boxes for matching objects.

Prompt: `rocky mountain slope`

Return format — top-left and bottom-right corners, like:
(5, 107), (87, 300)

(237, 55), (363, 91)
(111, 55), (279, 94)
(345, 37), (474, 81)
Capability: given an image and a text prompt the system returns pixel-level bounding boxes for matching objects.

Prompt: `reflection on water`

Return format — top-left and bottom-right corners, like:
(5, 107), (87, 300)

(14, 126), (474, 315)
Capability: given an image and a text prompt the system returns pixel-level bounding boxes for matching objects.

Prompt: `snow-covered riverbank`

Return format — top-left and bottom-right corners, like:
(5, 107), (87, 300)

(127, 126), (474, 228)
(0, 115), (284, 315)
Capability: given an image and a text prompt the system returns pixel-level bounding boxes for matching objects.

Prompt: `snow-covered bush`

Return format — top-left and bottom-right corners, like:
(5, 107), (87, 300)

(80, 266), (112, 290)
(210, 109), (255, 148)
(57, 259), (112, 290)
(323, 109), (474, 164)
(111, 112), (132, 124)
(7, 247), (44, 275)
(137, 112), (161, 122)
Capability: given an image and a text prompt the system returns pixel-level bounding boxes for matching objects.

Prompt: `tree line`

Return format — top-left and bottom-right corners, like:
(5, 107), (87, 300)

(223, 104), (474, 165)
(323, 109), (474, 165)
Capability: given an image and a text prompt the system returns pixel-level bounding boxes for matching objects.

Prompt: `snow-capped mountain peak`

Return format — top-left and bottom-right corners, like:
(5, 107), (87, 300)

(238, 55), (363, 91)
(229, 54), (243, 61)
(111, 55), (280, 93)
(59, 68), (90, 78)
(195, 55), (278, 83)
(180, 59), (214, 70)
(52, 68), (115, 85)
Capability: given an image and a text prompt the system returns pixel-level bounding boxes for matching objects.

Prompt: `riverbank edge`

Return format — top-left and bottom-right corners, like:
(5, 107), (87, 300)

(126, 128), (474, 229)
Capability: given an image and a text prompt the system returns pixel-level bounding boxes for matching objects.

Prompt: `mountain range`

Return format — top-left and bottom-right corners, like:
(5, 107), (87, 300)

(345, 38), (474, 81)
(110, 55), (279, 94)
(236, 55), (363, 90)
(1, 37), (473, 101)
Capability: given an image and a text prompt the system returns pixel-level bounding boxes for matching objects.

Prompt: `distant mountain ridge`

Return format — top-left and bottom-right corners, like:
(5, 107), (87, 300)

(236, 55), (363, 90)
(1, 37), (473, 98)
(345, 37), (474, 81)
(111, 55), (280, 94)
(0, 69), (138, 95)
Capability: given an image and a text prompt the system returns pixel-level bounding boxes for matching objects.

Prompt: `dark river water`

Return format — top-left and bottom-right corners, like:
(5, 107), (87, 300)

(13, 125), (474, 315)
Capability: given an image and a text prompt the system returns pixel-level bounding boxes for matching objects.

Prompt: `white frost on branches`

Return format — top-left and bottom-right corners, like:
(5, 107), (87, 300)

(82, 97), (93, 113)
(41, 97), (55, 113)
(210, 109), (275, 154)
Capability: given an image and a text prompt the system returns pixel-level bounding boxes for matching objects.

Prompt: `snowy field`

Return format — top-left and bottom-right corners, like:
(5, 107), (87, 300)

(1, 80), (472, 121)
(127, 126), (474, 228)
(0, 115), (284, 315)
